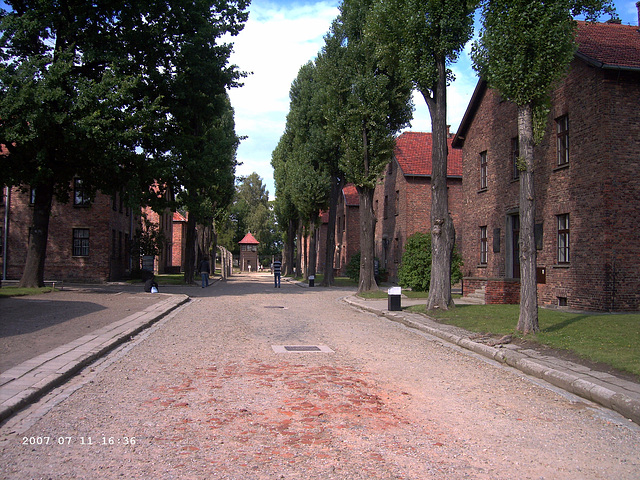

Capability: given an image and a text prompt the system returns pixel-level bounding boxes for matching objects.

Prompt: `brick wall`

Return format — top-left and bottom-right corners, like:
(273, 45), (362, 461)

(459, 60), (640, 311)
(1, 186), (137, 282)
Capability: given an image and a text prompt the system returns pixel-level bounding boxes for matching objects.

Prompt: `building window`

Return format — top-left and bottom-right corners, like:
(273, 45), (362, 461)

(480, 226), (488, 265)
(511, 137), (520, 180)
(557, 214), (570, 264)
(73, 228), (90, 256)
(395, 190), (399, 216)
(383, 195), (388, 219)
(388, 161), (393, 175)
(480, 151), (487, 190)
(556, 115), (569, 166)
(30, 187), (36, 205)
(74, 178), (91, 206)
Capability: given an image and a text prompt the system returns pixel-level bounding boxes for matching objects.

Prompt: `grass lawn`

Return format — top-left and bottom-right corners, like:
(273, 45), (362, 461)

(0, 286), (57, 297)
(407, 303), (640, 377)
(357, 289), (460, 300)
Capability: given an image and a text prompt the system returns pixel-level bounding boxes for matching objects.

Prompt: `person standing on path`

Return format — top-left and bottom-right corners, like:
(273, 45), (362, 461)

(198, 256), (210, 288)
(272, 256), (282, 288)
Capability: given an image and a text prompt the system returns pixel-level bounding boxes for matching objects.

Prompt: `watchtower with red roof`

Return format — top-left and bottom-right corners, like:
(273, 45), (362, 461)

(239, 232), (260, 273)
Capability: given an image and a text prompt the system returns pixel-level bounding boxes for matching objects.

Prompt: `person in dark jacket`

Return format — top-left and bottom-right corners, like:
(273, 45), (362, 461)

(198, 256), (210, 288)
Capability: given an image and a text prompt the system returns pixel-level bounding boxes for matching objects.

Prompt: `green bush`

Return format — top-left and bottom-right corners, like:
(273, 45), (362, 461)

(398, 233), (463, 292)
(345, 251), (361, 282)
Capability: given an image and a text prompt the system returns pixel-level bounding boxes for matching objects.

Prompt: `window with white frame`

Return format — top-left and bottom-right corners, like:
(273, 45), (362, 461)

(556, 115), (569, 166)
(73, 228), (90, 256)
(480, 151), (487, 189)
(480, 226), (488, 265)
(557, 214), (570, 264)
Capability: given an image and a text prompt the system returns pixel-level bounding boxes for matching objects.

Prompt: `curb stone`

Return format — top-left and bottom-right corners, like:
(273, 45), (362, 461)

(343, 295), (640, 426)
(0, 294), (190, 423)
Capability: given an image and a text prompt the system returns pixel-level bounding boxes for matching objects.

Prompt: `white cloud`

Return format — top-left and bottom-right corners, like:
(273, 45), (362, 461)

(228, 1), (340, 197)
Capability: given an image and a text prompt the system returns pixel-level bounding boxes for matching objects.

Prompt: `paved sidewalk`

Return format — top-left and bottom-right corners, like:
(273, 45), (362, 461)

(344, 295), (640, 425)
(0, 291), (188, 423)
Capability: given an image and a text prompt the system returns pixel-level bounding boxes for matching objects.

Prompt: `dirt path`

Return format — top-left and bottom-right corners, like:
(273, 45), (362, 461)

(1, 274), (639, 479)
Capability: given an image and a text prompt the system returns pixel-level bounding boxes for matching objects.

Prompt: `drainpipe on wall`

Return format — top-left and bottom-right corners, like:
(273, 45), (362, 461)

(3, 186), (10, 281)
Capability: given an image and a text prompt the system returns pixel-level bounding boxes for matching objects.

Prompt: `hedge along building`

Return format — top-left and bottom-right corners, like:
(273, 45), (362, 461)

(452, 18), (640, 311)
(239, 232), (259, 272)
(373, 131), (463, 282)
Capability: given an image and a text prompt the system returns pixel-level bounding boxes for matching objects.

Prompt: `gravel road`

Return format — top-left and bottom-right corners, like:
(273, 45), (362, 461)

(1, 273), (639, 479)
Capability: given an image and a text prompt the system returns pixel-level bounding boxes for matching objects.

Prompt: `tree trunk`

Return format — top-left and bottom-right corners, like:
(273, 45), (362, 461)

(302, 226), (309, 280)
(357, 186), (377, 293)
(322, 175), (342, 286)
(308, 216), (317, 279)
(516, 103), (539, 334)
(425, 56), (455, 310)
(183, 213), (197, 284)
(19, 181), (54, 288)
(295, 221), (302, 278)
(283, 217), (296, 277)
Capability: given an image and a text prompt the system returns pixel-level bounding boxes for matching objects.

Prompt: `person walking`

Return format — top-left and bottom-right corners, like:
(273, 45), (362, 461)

(198, 256), (210, 288)
(272, 256), (282, 288)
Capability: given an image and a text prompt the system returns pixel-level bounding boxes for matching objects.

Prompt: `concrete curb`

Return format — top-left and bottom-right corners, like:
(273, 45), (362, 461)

(0, 294), (189, 423)
(344, 296), (640, 426)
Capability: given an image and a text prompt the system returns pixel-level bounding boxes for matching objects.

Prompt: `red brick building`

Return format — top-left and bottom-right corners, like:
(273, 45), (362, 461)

(1, 184), (137, 283)
(141, 204), (174, 275)
(453, 20), (640, 311)
(373, 131), (463, 281)
(170, 211), (188, 272)
(335, 184), (360, 275)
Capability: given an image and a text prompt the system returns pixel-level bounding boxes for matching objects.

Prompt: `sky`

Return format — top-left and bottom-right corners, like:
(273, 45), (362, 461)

(227, 0), (639, 198)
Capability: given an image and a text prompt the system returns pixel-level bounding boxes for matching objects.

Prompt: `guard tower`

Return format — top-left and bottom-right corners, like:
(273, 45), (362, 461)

(239, 232), (259, 272)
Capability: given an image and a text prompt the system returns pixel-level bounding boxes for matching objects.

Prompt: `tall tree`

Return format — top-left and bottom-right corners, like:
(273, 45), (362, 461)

(0, 0), (164, 287)
(285, 62), (331, 279)
(329, 0), (413, 293)
(368, 0), (475, 309)
(0, 0), (248, 287)
(271, 132), (300, 276)
(472, 0), (614, 333)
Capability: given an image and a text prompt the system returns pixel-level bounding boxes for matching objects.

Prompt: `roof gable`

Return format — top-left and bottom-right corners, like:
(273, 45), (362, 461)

(575, 21), (640, 70)
(342, 184), (359, 206)
(239, 232), (260, 244)
(394, 131), (462, 177)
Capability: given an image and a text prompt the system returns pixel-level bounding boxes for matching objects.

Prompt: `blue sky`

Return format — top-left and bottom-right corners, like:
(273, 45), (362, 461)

(230, 0), (639, 197)
(1, 0), (637, 197)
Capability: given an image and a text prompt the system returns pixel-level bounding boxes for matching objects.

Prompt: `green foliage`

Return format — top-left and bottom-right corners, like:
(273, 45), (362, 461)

(398, 233), (432, 292)
(398, 233), (463, 291)
(133, 215), (166, 257)
(471, 0), (615, 108)
(346, 251), (361, 282)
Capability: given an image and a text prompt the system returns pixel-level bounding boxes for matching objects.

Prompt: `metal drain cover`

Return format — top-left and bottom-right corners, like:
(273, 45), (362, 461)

(272, 345), (334, 353)
(264, 306), (286, 309)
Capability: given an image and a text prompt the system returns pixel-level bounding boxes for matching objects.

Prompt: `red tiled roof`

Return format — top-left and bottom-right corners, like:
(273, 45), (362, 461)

(576, 21), (640, 70)
(394, 132), (463, 177)
(173, 212), (187, 222)
(239, 232), (260, 244)
(343, 184), (359, 206)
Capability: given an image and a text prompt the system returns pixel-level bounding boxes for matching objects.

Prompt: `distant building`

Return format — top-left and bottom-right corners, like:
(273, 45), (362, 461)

(335, 184), (360, 276)
(239, 232), (259, 272)
(452, 20), (640, 311)
(373, 131), (463, 281)
(1, 183), (137, 283)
